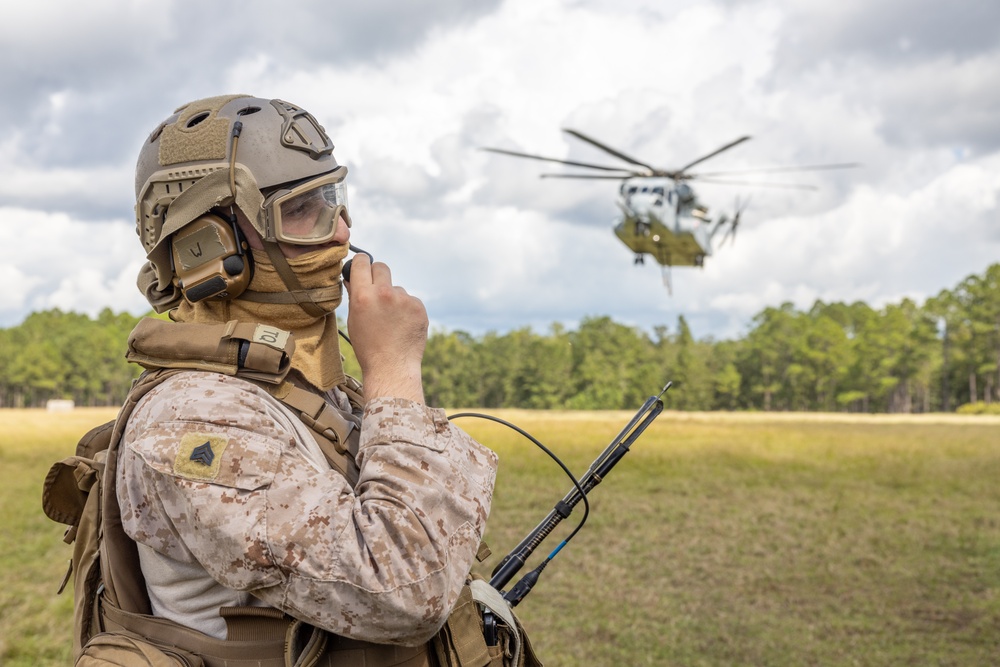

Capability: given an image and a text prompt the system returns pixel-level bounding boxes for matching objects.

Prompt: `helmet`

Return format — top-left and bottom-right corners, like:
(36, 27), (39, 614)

(134, 95), (349, 311)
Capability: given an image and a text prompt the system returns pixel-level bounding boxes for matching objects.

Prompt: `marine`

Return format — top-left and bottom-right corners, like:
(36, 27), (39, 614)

(44, 94), (540, 666)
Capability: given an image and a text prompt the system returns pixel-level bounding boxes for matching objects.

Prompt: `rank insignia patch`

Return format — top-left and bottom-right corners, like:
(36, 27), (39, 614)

(174, 433), (230, 480)
(190, 442), (215, 466)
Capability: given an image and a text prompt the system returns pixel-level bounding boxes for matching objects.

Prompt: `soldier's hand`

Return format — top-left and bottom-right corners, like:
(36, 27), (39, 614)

(344, 253), (427, 405)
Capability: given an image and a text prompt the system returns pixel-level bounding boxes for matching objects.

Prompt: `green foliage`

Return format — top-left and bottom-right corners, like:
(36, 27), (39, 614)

(671, 315), (711, 410)
(0, 309), (145, 408)
(4, 263), (1000, 412)
(957, 401), (1000, 415)
(566, 316), (658, 409)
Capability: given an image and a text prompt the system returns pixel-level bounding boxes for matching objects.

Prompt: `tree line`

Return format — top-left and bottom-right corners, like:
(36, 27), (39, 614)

(0, 309), (144, 409)
(2, 264), (999, 412)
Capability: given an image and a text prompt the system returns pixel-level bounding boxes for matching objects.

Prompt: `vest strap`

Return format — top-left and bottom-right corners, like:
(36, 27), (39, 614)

(273, 382), (353, 452)
(269, 380), (361, 484)
(220, 605), (289, 641)
(102, 594), (286, 666)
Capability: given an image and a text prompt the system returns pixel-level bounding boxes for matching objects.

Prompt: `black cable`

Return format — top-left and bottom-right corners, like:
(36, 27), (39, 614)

(337, 245), (374, 347)
(447, 411), (591, 563)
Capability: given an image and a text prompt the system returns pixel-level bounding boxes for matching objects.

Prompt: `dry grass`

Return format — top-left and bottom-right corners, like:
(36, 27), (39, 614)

(0, 408), (118, 666)
(461, 410), (1000, 666)
(3, 407), (999, 666)
(472, 407), (1000, 425)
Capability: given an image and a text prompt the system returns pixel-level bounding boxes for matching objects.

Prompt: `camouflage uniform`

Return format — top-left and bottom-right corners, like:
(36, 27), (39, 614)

(117, 371), (498, 646)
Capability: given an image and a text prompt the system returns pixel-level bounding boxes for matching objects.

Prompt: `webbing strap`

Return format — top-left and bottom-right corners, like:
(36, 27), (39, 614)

(102, 601), (287, 666)
(220, 605), (291, 641)
(262, 241), (328, 319)
(339, 375), (365, 412)
(101, 370), (189, 618)
(269, 381), (360, 485)
(103, 600), (434, 667)
(274, 383), (352, 452)
(240, 285), (342, 304)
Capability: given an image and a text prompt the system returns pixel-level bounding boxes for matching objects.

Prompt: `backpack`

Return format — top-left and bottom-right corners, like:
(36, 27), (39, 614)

(43, 369), (197, 663)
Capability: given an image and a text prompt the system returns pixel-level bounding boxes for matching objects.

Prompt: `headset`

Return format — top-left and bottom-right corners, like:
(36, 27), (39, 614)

(170, 210), (254, 303)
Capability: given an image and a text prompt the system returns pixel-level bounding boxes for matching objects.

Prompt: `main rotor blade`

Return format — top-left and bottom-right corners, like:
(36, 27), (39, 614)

(676, 136), (752, 175)
(540, 173), (636, 180)
(693, 177), (817, 191)
(562, 129), (659, 172)
(691, 162), (861, 177)
(481, 147), (635, 173)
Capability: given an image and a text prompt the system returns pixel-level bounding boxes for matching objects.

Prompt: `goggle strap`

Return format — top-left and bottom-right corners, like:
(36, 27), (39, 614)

(241, 285), (343, 304)
(262, 241), (329, 318)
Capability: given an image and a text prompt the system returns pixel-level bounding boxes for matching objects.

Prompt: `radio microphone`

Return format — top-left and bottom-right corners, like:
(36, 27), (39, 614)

(341, 244), (374, 282)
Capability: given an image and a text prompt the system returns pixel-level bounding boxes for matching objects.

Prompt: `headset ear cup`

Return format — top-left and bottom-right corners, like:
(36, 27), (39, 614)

(170, 214), (253, 303)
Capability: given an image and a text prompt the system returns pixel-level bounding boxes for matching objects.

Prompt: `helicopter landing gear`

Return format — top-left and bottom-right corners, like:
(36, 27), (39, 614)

(661, 266), (673, 295)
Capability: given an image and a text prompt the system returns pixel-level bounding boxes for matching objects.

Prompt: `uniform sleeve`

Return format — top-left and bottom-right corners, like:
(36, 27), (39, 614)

(118, 372), (498, 645)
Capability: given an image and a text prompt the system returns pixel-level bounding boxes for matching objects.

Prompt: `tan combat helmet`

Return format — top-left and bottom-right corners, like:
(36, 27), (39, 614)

(135, 95), (350, 312)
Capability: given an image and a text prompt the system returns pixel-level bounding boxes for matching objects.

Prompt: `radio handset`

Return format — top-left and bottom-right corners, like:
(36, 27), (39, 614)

(341, 244), (374, 283)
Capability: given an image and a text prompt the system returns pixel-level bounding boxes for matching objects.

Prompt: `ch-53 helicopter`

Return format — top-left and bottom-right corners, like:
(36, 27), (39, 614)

(482, 129), (857, 292)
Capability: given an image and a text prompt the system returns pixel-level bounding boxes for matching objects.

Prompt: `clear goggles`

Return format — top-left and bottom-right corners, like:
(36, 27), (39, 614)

(262, 167), (350, 245)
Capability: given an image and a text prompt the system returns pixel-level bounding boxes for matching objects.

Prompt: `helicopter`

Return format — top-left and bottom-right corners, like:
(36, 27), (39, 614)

(482, 130), (857, 292)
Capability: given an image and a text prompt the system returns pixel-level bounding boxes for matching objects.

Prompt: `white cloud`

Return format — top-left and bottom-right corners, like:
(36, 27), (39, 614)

(0, 0), (997, 340)
(0, 208), (148, 326)
(694, 152), (1000, 333)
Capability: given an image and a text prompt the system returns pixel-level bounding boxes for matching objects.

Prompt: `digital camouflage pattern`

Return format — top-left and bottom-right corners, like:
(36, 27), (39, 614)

(117, 371), (498, 646)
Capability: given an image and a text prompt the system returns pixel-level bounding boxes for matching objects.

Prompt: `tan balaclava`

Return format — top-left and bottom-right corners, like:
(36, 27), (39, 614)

(173, 244), (348, 391)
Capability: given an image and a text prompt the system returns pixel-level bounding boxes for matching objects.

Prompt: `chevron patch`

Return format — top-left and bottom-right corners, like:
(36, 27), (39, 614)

(190, 442), (215, 466)
(174, 432), (229, 480)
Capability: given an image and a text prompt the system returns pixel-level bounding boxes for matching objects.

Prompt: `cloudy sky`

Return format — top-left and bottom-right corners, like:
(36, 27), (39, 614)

(2, 0), (997, 340)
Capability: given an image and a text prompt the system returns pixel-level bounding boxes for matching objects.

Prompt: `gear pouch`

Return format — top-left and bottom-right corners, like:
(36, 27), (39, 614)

(432, 584), (543, 667)
(77, 631), (205, 667)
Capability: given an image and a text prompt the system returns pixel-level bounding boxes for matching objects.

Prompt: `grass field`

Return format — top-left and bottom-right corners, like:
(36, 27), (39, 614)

(2, 407), (999, 666)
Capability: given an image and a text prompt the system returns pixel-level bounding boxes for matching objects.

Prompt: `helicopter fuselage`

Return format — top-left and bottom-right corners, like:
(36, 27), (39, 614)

(613, 177), (715, 267)
(482, 128), (853, 290)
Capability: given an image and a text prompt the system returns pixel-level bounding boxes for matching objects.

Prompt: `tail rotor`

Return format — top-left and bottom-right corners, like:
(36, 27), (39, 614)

(719, 195), (750, 247)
